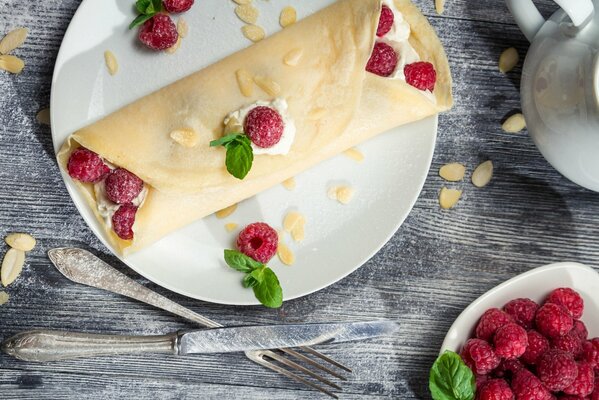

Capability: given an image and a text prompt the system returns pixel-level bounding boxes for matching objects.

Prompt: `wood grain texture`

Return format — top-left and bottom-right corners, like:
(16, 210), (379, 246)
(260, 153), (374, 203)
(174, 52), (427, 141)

(1, 0), (599, 398)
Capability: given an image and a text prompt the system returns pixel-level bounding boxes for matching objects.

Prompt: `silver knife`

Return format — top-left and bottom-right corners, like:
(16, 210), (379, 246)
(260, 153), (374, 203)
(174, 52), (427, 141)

(1, 320), (399, 362)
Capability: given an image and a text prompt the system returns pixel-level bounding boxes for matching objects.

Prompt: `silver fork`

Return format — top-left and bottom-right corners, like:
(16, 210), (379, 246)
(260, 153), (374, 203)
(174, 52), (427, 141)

(48, 248), (350, 398)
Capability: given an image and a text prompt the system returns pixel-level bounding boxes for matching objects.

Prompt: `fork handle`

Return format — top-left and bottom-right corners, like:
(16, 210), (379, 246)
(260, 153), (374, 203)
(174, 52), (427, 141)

(1, 330), (180, 362)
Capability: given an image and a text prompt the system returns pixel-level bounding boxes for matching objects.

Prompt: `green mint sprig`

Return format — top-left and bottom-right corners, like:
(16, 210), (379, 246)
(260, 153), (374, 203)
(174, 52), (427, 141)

(129, 0), (163, 29)
(210, 133), (254, 180)
(224, 249), (283, 308)
(429, 351), (476, 400)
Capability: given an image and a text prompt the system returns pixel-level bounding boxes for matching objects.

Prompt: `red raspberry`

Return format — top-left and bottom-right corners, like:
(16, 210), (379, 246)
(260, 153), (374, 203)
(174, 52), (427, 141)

(494, 323), (528, 360)
(244, 106), (284, 149)
(537, 349), (579, 391)
(476, 308), (514, 341)
(521, 330), (550, 365)
(67, 148), (110, 183)
(592, 377), (599, 400)
(105, 168), (144, 205)
(563, 362), (595, 397)
(573, 320), (589, 341)
(237, 222), (278, 264)
(162, 0), (194, 13)
(546, 288), (584, 320)
(478, 379), (514, 400)
(582, 339), (599, 367)
(377, 5), (394, 37)
(112, 204), (138, 240)
(138, 14), (179, 51)
(460, 338), (501, 375)
(504, 298), (539, 329)
(366, 42), (398, 77)
(404, 61), (437, 91)
(553, 332), (583, 358)
(477, 374), (490, 390)
(536, 303), (574, 338)
(511, 369), (553, 400)
(493, 359), (524, 379)
(557, 396), (586, 400)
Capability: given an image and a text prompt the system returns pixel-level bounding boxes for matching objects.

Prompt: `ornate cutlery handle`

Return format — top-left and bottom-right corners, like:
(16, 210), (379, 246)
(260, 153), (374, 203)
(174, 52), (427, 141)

(1, 330), (180, 362)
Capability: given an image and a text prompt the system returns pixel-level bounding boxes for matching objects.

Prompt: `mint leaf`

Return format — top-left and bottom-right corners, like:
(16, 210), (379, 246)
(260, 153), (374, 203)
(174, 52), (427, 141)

(210, 133), (244, 148)
(130, 0), (162, 29)
(136, 0), (152, 14)
(129, 13), (154, 29)
(225, 138), (253, 180)
(252, 267), (283, 308)
(429, 351), (475, 400)
(243, 274), (259, 288)
(224, 250), (263, 274)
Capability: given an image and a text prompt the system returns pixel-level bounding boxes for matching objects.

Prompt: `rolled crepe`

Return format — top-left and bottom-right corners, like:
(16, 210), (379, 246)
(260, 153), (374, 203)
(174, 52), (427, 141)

(57, 0), (453, 254)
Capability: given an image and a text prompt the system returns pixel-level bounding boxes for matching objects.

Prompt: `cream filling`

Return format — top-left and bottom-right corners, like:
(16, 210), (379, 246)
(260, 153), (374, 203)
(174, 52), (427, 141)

(224, 98), (296, 156)
(94, 179), (148, 230)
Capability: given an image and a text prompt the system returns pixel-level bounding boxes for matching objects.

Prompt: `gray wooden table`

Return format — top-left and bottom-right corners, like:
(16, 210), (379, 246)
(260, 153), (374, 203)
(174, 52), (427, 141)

(1, 0), (598, 398)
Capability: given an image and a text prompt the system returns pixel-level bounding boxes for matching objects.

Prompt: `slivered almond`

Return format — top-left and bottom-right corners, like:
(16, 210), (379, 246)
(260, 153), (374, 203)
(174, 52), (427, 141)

(0, 54), (25, 74)
(0, 27), (28, 55)
(242, 25), (265, 42)
(165, 37), (181, 54)
(224, 117), (243, 135)
(225, 223), (239, 232)
(235, 4), (259, 24)
(472, 160), (494, 188)
(283, 211), (306, 242)
(254, 75), (280, 96)
(236, 68), (254, 97)
(0, 291), (8, 305)
(280, 6), (297, 28)
(216, 204), (238, 219)
(283, 48), (303, 66)
(1, 248), (25, 287)
(233, 0), (251, 4)
(170, 128), (198, 148)
(439, 163), (466, 182)
(499, 47), (519, 73)
(343, 148), (364, 163)
(282, 177), (296, 191)
(439, 187), (462, 209)
(435, 0), (446, 14)
(104, 50), (118, 75)
(177, 17), (189, 38)
(277, 242), (295, 266)
(36, 108), (50, 125)
(5, 233), (36, 252)
(502, 113), (526, 133)
(328, 186), (355, 204)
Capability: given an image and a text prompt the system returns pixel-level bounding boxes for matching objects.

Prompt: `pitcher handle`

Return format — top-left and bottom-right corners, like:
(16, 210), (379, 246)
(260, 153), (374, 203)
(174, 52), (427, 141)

(506, 0), (594, 42)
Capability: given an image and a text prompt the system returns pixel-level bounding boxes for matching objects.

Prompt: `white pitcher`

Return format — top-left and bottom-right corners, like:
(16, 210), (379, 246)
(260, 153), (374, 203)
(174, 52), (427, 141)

(506, 0), (599, 192)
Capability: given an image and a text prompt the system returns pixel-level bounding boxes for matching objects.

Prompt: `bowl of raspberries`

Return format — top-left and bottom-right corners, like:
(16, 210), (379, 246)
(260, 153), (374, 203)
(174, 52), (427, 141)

(438, 262), (599, 400)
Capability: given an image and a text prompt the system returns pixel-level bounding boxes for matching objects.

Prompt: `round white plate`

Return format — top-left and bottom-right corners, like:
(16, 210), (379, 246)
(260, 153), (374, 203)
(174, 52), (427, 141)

(51, 0), (437, 305)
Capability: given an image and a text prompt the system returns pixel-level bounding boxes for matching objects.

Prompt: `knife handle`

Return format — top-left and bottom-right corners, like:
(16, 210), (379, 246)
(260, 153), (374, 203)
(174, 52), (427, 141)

(1, 330), (180, 362)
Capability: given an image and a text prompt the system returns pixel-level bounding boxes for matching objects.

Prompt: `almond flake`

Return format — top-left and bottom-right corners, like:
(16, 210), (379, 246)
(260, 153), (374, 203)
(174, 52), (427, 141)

(499, 47), (519, 73)
(0, 27), (28, 55)
(104, 50), (118, 75)
(216, 204), (238, 219)
(282, 177), (296, 191)
(242, 25), (266, 42)
(439, 163), (466, 182)
(439, 187), (462, 209)
(280, 6), (297, 28)
(254, 75), (280, 96)
(36, 108), (50, 125)
(283, 211), (306, 242)
(165, 37), (181, 54)
(170, 128), (198, 148)
(435, 0), (446, 14)
(0, 54), (25, 74)
(502, 113), (526, 133)
(5, 233), (36, 252)
(283, 48), (303, 66)
(0, 291), (8, 306)
(233, 0), (251, 4)
(224, 116), (243, 134)
(225, 223), (239, 233)
(235, 4), (259, 24)
(343, 148), (364, 163)
(177, 17), (189, 38)
(1, 248), (25, 287)
(472, 160), (494, 188)
(277, 242), (295, 266)
(328, 186), (355, 205)
(236, 68), (254, 97)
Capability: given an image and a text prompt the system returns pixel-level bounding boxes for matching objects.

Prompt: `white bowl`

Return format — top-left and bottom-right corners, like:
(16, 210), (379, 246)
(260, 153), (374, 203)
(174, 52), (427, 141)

(441, 262), (599, 354)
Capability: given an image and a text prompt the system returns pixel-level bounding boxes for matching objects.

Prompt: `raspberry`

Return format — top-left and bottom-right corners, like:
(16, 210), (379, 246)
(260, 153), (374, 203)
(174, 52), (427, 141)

(573, 320), (589, 341)
(237, 222), (278, 263)
(112, 204), (138, 240)
(478, 379), (514, 400)
(162, 0), (194, 13)
(552, 332), (583, 358)
(105, 168), (144, 205)
(537, 349), (579, 391)
(404, 61), (437, 91)
(460, 338), (501, 375)
(536, 303), (574, 338)
(504, 298), (539, 329)
(581, 339), (599, 367)
(138, 14), (179, 51)
(476, 308), (514, 341)
(511, 369), (553, 400)
(546, 288), (584, 320)
(377, 5), (394, 37)
(67, 147), (110, 183)
(592, 377), (599, 400)
(557, 396), (585, 400)
(521, 330), (550, 365)
(563, 362), (595, 397)
(494, 323), (528, 360)
(366, 42), (398, 77)
(493, 359), (524, 379)
(477, 374), (490, 389)
(244, 106), (284, 149)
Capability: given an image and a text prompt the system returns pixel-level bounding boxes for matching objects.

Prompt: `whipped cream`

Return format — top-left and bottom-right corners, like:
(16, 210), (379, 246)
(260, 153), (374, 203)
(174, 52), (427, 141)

(224, 98), (296, 156)
(94, 179), (147, 230)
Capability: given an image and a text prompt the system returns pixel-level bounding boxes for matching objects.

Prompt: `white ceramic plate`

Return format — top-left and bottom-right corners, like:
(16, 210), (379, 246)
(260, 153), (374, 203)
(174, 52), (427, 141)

(441, 262), (599, 354)
(51, 0), (437, 305)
